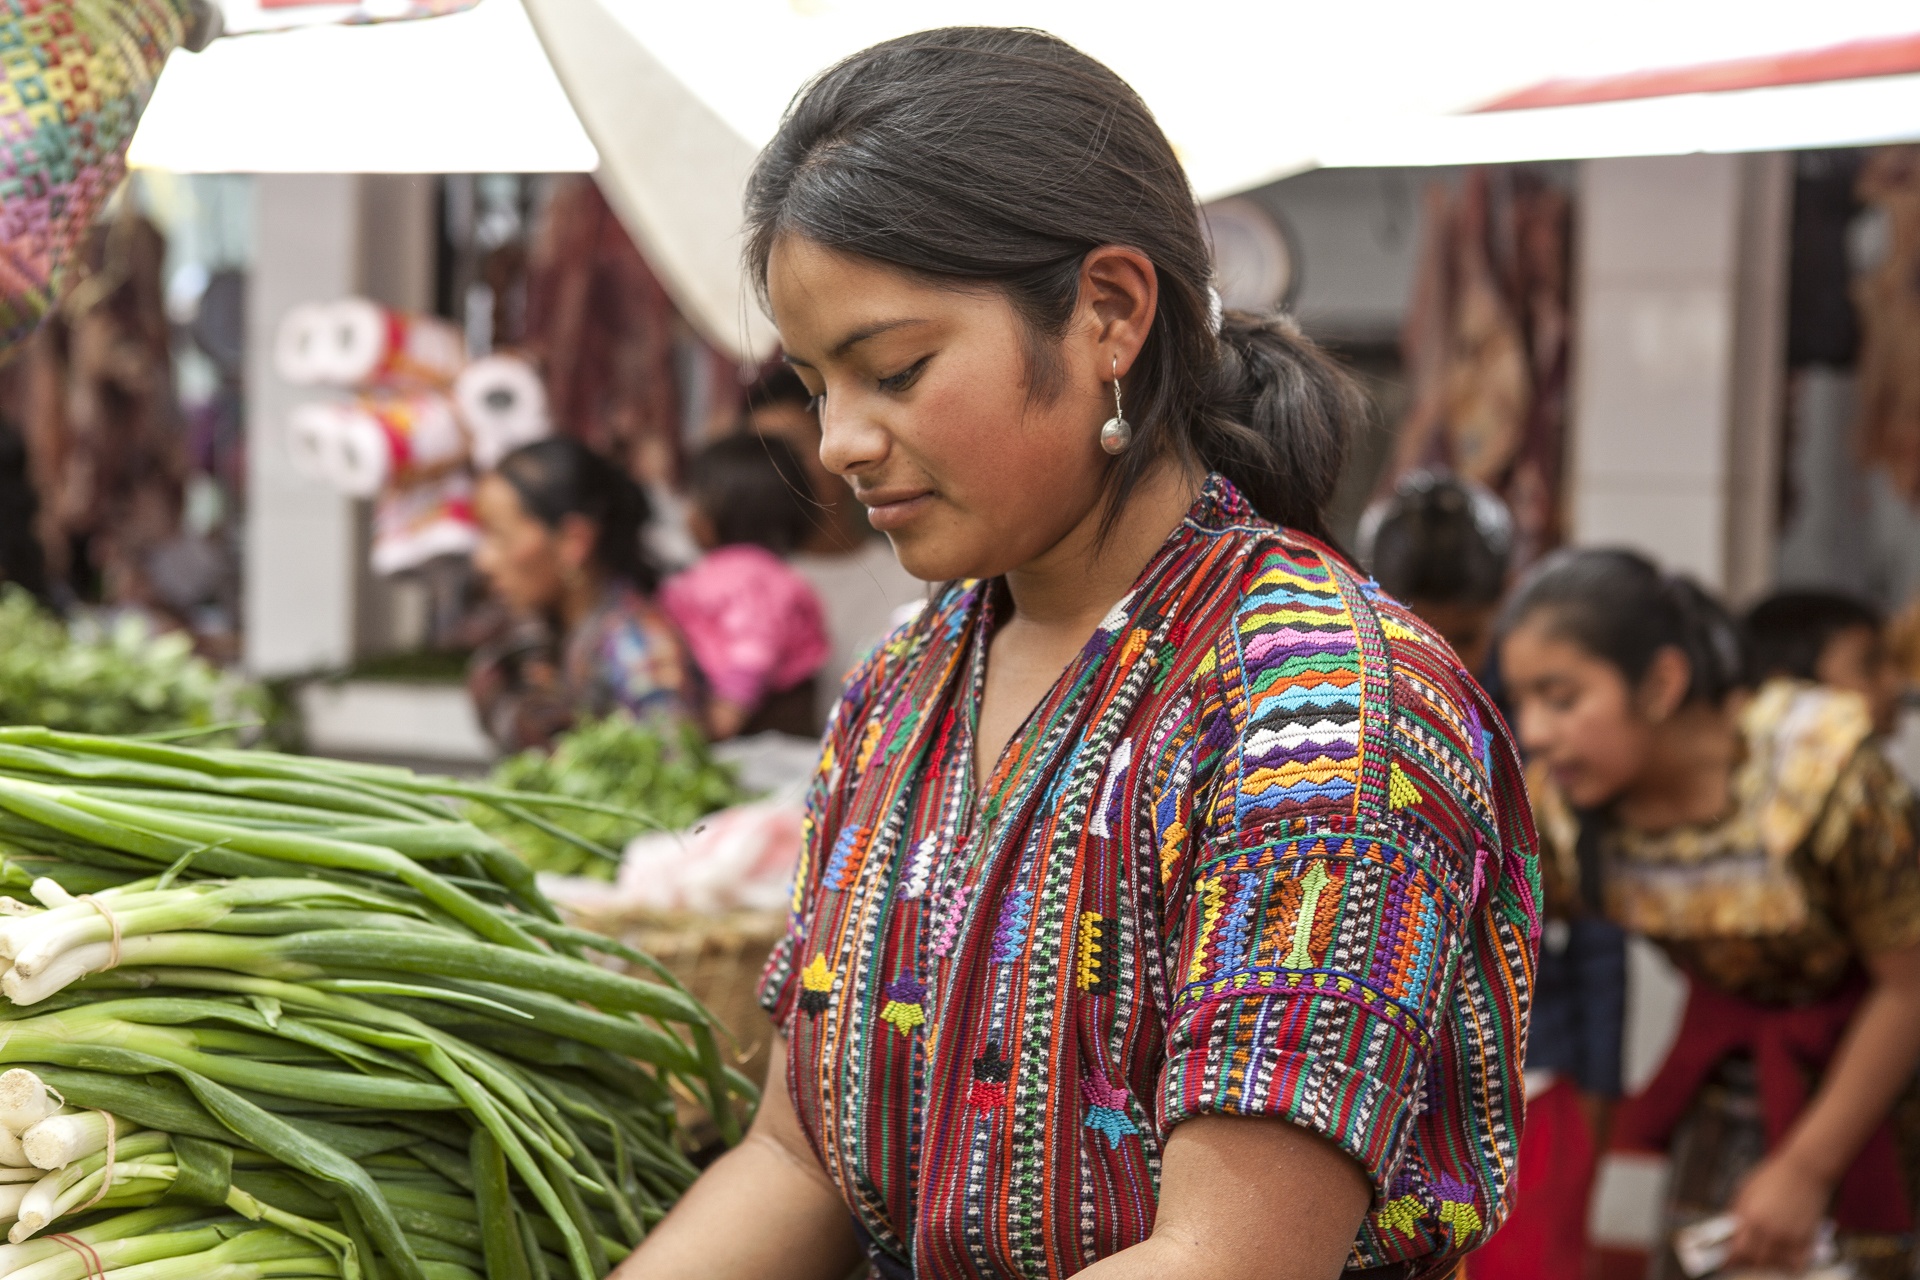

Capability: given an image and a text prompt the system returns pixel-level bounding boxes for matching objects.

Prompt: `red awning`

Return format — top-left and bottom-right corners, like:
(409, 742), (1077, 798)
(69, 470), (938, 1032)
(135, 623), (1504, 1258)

(1478, 31), (1920, 112)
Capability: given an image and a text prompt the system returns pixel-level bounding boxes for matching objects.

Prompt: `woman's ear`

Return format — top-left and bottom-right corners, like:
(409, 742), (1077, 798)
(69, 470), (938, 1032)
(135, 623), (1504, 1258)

(1637, 645), (1693, 723)
(1076, 245), (1158, 380)
(555, 513), (598, 576)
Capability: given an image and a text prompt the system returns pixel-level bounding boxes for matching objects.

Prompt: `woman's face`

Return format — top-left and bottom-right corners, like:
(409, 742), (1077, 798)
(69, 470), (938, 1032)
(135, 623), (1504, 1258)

(1500, 618), (1657, 808)
(473, 474), (565, 617)
(766, 236), (1117, 583)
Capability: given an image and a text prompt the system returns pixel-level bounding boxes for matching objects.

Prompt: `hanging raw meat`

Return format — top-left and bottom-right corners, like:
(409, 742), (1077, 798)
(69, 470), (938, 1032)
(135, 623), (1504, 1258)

(1386, 167), (1572, 568)
(0, 211), (184, 605)
(1853, 145), (1920, 501)
(1441, 172), (1532, 486)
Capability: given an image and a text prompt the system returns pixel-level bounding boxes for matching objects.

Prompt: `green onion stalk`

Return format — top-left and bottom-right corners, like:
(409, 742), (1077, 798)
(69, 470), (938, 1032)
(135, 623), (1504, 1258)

(0, 727), (755, 1280)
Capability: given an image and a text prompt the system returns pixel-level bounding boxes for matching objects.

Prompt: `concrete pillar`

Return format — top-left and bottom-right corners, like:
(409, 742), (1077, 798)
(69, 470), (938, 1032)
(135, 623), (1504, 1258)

(1568, 152), (1791, 601)
(244, 175), (361, 676)
(244, 174), (442, 676)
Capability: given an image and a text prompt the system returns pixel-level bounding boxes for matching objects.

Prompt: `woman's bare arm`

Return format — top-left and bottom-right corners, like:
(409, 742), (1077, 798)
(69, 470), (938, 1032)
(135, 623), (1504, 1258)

(1730, 941), (1920, 1268)
(616, 1035), (861, 1280)
(1075, 1115), (1371, 1280)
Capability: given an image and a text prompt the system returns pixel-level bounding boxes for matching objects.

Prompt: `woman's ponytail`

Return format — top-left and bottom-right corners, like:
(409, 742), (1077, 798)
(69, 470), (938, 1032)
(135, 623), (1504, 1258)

(1195, 312), (1362, 544)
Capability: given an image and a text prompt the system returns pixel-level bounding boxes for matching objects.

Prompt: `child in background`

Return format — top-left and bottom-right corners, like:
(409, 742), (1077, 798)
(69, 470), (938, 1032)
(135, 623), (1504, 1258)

(661, 435), (830, 740)
(1745, 590), (1903, 736)
(1356, 469), (1512, 674)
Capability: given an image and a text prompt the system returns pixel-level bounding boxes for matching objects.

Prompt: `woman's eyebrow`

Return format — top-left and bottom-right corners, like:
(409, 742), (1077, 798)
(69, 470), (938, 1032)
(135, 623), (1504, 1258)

(781, 318), (929, 371)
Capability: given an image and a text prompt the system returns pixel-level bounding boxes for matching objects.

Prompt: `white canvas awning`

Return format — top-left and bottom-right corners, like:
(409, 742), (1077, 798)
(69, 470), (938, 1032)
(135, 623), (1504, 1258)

(130, 0), (1920, 361)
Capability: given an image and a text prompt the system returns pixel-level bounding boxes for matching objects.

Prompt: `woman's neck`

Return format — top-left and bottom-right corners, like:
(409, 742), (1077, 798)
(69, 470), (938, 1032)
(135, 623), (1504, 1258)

(1000, 460), (1203, 635)
(557, 569), (608, 634)
(1614, 701), (1744, 834)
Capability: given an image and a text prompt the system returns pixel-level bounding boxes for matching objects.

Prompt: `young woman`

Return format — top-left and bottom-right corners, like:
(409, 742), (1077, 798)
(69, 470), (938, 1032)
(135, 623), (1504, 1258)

(468, 436), (701, 750)
(626, 28), (1539, 1280)
(1500, 549), (1920, 1279)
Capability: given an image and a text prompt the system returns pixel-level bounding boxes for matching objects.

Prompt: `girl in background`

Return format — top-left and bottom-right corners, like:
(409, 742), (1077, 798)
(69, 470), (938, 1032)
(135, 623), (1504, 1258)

(468, 436), (700, 750)
(661, 434), (829, 739)
(1501, 548), (1920, 1279)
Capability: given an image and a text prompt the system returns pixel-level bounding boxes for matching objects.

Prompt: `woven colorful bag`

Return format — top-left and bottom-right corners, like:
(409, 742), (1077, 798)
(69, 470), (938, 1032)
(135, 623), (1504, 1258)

(0, 0), (202, 351)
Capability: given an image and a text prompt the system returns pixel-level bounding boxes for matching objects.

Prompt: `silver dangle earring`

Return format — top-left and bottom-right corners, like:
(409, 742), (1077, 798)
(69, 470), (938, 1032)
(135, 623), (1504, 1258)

(1099, 357), (1132, 455)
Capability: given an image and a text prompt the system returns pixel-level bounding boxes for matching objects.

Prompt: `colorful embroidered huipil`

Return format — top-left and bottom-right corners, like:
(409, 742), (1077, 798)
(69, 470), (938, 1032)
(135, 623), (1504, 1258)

(760, 477), (1540, 1277)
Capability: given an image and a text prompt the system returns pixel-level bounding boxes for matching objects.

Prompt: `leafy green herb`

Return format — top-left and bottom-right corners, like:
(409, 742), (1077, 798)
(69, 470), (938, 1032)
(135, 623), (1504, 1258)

(471, 715), (743, 880)
(0, 588), (259, 738)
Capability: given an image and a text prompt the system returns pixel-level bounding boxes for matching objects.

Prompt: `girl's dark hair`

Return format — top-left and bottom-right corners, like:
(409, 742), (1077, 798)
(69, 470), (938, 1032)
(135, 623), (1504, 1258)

(743, 26), (1357, 542)
(1744, 590), (1882, 683)
(494, 437), (658, 592)
(685, 434), (815, 555)
(1359, 471), (1513, 605)
(1497, 548), (1747, 705)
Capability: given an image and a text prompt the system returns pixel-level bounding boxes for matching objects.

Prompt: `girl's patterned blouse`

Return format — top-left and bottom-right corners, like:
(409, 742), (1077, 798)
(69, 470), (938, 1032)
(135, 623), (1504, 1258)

(760, 476), (1540, 1278)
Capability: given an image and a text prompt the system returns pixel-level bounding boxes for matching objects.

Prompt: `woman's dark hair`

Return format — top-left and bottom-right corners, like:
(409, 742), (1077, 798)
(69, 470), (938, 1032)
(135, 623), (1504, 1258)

(743, 26), (1357, 542)
(1497, 548), (1747, 705)
(1358, 470), (1513, 605)
(685, 434), (815, 555)
(1744, 590), (1882, 683)
(494, 437), (658, 592)
(744, 365), (815, 417)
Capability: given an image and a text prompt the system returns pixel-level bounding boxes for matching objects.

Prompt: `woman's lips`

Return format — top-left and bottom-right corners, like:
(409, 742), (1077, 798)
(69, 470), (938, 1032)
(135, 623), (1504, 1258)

(860, 489), (934, 532)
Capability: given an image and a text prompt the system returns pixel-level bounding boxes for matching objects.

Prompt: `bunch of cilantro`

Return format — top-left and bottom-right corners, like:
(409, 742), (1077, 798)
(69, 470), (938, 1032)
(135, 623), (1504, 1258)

(0, 587), (254, 735)
(473, 711), (745, 879)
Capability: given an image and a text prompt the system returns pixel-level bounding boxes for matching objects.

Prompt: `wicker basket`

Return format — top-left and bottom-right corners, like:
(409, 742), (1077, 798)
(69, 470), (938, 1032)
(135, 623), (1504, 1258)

(564, 906), (785, 1138)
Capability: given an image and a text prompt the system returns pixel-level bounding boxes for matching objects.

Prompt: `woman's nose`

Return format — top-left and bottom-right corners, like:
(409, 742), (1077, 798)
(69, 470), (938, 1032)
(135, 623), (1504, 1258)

(817, 394), (889, 478)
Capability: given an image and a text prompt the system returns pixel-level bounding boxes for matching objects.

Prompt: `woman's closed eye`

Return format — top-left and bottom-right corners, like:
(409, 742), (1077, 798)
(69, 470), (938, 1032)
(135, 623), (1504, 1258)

(877, 356), (931, 394)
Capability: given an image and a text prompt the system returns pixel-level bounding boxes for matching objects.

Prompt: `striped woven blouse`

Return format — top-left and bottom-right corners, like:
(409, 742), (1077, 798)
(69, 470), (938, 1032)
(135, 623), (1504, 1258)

(759, 476), (1539, 1278)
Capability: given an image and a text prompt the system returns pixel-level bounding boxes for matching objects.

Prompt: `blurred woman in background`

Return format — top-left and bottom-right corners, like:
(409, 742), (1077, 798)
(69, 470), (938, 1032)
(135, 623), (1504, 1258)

(1500, 548), (1920, 1279)
(468, 436), (700, 751)
(1357, 469), (1512, 676)
(662, 433), (829, 740)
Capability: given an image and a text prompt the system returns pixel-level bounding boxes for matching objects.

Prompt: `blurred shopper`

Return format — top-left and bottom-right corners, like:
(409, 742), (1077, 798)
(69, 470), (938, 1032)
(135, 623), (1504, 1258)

(661, 435), (829, 740)
(1501, 549), (1920, 1280)
(626, 27), (1538, 1280)
(1747, 590), (1903, 736)
(1357, 469), (1512, 673)
(468, 437), (700, 751)
(743, 365), (869, 556)
(741, 366), (926, 715)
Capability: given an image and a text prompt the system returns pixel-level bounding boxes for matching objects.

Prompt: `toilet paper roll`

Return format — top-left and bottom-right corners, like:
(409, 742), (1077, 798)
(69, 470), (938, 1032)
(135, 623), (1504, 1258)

(317, 298), (466, 389)
(273, 303), (335, 386)
(454, 353), (551, 468)
(332, 408), (395, 498)
(286, 401), (347, 483)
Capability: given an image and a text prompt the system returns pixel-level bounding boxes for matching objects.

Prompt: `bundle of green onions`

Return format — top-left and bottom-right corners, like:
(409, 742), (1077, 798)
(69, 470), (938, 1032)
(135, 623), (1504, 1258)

(0, 725), (752, 1280)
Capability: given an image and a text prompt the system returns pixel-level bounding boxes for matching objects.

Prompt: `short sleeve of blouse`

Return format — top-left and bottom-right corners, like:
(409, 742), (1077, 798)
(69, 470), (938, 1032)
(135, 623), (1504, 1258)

(1817, 744), (1920, 959)
(1157, 543), (1538, 1256)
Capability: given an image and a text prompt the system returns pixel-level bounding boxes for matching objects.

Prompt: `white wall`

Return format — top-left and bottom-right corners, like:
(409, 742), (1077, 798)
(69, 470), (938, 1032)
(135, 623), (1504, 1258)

(1568, 153), (1791, 600)
(245, 175), (361, 676)
(1247, 167), (1441, 345)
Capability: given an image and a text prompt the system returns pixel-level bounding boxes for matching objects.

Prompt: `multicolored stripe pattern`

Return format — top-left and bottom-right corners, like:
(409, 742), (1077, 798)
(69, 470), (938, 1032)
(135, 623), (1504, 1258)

(0, 0), (190, 347)
(761, 476), (1539, 1277)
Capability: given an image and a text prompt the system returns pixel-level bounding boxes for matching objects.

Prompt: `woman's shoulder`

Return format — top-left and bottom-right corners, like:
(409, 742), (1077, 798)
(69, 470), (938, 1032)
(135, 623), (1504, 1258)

(1206, 528), (1523, 843)
(1740, 678), (1879, 861)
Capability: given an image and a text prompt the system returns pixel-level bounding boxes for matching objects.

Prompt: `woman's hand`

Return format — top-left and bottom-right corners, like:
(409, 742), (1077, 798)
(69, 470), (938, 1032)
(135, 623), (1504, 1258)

(1724, 1152), (1831, 1270)
(1722, 941), (1920, 1271)
(616, 1035), (860, 1280)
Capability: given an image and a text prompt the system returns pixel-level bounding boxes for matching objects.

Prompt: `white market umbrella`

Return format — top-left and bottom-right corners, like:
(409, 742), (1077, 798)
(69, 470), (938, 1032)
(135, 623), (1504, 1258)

(130, 0), (1920, 361)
